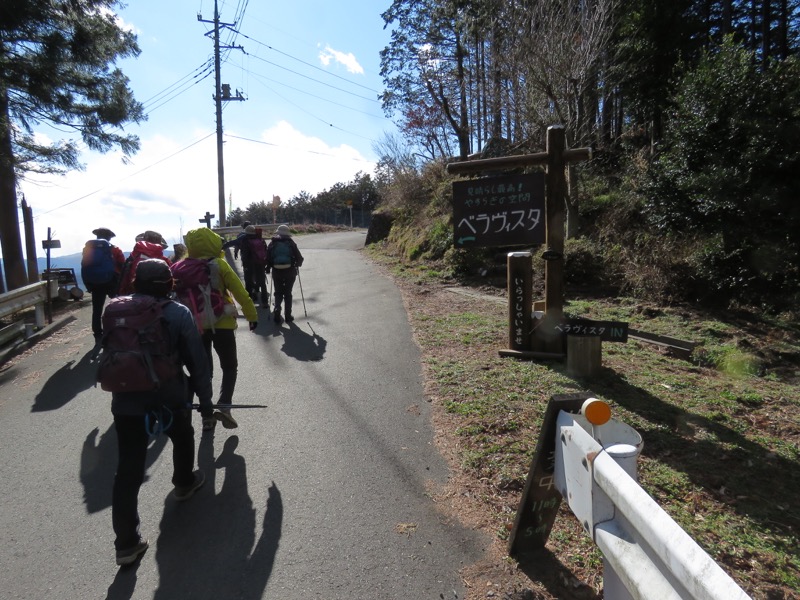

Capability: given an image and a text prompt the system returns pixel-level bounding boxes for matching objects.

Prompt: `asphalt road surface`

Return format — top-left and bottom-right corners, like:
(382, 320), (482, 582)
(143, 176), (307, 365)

(0, 231), (487, 600)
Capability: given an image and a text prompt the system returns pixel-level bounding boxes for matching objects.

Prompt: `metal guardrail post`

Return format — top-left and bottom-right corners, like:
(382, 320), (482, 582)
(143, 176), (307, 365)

(0, 282), (47, 328)
(554, 404), (751, 600)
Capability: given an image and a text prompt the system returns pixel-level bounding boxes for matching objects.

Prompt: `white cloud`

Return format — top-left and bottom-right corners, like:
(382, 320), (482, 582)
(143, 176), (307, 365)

(318, 46), (364, 75)
(16, 122), (374, 257)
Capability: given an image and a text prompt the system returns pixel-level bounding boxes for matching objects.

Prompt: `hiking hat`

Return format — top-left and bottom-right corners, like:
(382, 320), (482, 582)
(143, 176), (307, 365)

(276, 224), (292, 237)
(136, 230), (169, 248)
(244, 225), (256, 234)
(92, 227), (115, 240)
(134, 258), (173, 296)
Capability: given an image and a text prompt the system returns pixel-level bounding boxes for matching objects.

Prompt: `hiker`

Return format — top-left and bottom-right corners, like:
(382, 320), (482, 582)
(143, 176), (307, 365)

(81, 227), (126, 342)
(221, 221), (251, 261)
(101, 259), (214, 567)
(266, 224), (304, 323)
(240, 225), (270, 305)
(174, 227), (258, 431)
(117, 230), (171, 296)
(222, 222), (253, 295)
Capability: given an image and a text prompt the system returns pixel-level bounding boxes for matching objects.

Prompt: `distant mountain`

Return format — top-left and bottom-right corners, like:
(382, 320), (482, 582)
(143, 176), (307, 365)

(2, 250), (175, 291)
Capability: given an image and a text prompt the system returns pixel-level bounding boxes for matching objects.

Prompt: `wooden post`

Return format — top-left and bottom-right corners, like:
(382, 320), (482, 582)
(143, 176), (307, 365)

(507, 252), (532, 351)
(567, 335), (602, 377)
(544, 126), (566, 324)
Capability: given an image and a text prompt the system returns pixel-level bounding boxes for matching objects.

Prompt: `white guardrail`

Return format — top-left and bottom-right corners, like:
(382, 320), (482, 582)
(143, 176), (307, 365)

(0, 281), (47, 332)
(554, 403), (752, 600)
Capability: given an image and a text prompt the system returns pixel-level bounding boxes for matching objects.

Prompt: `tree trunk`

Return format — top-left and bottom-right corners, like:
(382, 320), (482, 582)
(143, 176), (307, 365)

(0, 86), (27, 291)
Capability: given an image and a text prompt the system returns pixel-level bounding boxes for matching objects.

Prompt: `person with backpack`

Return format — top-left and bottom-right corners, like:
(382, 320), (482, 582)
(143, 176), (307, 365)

(222, 222), (254, 297)
(174, 227), (258, 431)
(266, 224), (304, 323)
(117, 231), (171, 296)
(240, 225), (270, 306)
(81, 227), (126, 342)
(99, 259), (214, 567)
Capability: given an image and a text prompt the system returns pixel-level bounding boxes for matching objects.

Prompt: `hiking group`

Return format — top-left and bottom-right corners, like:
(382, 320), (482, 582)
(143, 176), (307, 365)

(82, 223), (303, 566)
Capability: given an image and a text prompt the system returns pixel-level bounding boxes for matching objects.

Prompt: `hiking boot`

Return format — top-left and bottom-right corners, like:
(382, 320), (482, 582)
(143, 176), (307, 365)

(116, 538), (149, 566)
(273, 309), (282, 323)
(202, 417), (216, 431)
(285, 314), (294, 322)
(215, 408), (238, 429)
(174, 470), (205, 501)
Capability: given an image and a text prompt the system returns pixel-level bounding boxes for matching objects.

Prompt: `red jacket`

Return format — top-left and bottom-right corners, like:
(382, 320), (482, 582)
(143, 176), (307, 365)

(117, 241), (172, 295)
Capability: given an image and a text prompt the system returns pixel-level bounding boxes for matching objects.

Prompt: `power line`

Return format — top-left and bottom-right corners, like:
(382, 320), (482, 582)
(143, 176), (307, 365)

(31, 133), (216, 219)
(246, 73), (382, 143)
(246, 52), (378, 103)
(233, 28), (380, 95)
(224, 133), (375, 163)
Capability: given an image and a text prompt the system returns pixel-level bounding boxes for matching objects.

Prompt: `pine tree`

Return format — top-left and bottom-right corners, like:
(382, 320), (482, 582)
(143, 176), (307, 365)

(0, 0), (144, 289)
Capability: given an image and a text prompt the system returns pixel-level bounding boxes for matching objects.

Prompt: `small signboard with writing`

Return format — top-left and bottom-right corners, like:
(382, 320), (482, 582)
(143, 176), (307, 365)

(452, 173), (545, 248)
(556, 319), (628, 343)
(508, 392), (591, 556)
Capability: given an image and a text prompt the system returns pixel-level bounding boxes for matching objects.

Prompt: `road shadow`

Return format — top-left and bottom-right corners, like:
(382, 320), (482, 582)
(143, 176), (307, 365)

(105, 561), (143, 600)
(80, 425), (167, 514)
(278, 322), (326, 361)
(32, 348), (98, 412)
(515, 547), (601, 600)
(152, 434), (282, 599)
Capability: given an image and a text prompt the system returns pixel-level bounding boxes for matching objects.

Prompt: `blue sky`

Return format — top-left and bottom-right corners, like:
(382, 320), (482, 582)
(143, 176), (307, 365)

(17, 0), (397, 257)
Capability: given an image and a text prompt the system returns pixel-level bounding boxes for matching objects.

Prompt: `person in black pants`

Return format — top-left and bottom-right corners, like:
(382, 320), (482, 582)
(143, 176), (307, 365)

(266, 224), (304, 323)
(106, 259), (213, 567)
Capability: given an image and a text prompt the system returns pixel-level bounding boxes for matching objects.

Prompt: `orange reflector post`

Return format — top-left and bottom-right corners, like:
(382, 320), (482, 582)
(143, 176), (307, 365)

(581, 398), (611, 425)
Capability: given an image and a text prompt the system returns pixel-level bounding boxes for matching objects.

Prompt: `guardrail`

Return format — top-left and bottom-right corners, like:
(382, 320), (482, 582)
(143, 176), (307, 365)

(553, 403), (751, 600)
(0, 281), (47, 330)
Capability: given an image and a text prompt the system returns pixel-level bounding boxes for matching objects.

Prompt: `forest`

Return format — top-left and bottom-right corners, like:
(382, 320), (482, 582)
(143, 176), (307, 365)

(234, 0), (800, 311)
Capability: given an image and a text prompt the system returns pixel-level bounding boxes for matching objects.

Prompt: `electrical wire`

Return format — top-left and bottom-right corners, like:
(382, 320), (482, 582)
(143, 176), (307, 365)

(232, 29), (380, 95)
(224, 133), (374, 163)
(32, 133), (216, 219)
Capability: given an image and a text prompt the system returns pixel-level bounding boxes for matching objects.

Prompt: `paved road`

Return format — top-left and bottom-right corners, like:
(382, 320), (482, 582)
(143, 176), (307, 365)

(0, 231), (486, 600)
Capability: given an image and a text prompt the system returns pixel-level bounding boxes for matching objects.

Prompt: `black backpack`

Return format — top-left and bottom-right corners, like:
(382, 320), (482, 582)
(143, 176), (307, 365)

(97, 296), (181, 392)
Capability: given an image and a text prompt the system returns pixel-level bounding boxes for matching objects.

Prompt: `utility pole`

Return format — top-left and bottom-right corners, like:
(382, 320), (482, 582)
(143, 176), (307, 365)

(198, 0), (245, 228)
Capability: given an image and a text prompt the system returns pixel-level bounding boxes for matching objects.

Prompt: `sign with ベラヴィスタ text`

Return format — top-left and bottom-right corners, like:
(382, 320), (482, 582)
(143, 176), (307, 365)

(452, 173), (545, 248)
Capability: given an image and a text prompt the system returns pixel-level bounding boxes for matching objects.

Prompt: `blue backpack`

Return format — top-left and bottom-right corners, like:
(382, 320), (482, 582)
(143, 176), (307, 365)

(270, 239), (293, 266)
(81, 240), (116, 288)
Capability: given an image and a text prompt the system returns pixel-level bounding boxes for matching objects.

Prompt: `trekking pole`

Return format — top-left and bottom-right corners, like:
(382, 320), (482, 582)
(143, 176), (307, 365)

(296, 267), (307, 317)
(268, 268), (273, 309)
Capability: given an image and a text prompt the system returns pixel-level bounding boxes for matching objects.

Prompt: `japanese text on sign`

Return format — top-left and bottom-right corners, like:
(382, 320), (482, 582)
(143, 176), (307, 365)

(453, 173), (545, 248)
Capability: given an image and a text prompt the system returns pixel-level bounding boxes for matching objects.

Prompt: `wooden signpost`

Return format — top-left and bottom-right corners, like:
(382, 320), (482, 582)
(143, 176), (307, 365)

(447, 125), (592, 355)
(507, 392), (591, 556)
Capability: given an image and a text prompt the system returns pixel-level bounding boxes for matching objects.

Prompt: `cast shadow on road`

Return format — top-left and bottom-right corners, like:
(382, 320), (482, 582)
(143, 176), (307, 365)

(104, 434), (282, 600)
(277, 322), (327, 361)
(31, 348), (98, 412)
(81, 425), (168, 514)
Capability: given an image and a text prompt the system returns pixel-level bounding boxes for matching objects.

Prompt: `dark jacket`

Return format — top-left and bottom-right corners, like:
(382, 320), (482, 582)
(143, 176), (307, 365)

(110, 296), (213, 416)
(266, 235), (304, 270)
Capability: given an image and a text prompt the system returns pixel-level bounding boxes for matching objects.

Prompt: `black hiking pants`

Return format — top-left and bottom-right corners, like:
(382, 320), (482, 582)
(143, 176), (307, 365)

(112, 408), (195, 551)
(201, 328), (238, 405)
(271, 267), (296, 316)
(90, 281), (116, 338)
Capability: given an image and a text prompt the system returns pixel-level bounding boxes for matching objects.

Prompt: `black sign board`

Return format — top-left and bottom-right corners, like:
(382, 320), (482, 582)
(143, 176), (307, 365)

(508, 392), (591, 556)
(555, 319), (628, 343)
(452, 173), (545, 248)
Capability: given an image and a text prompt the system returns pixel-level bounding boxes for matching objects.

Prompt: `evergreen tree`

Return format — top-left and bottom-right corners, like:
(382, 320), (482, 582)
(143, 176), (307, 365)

(0, 0), (144, 289)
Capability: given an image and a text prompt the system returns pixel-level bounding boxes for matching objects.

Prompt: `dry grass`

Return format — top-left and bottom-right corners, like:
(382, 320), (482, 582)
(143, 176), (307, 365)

(365, 245), (800, 600)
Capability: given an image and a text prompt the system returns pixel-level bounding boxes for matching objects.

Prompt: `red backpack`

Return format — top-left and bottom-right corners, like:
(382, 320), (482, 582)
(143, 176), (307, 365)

(97, 296), (181, 392)
(170, 258), (226, 332)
